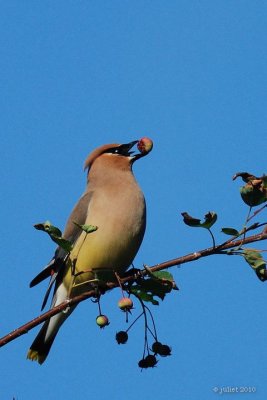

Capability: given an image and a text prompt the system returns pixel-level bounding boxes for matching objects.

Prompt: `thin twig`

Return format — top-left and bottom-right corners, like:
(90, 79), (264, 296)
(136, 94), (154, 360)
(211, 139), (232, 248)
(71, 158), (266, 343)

(247, 204), (267, 222)
(0, 230), (266, 348)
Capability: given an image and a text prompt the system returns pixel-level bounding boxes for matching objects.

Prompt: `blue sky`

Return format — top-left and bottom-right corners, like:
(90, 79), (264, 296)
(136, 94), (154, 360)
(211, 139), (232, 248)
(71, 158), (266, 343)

(1, 1), (267, 399)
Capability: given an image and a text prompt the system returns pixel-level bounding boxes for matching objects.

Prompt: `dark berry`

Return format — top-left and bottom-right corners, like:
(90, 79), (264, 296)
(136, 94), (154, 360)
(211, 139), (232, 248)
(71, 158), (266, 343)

(158, 344), (172, 357)
(138, 358), (148, 369)
(144, 354), (158, 368)
(151, 341), (163, 354)
(116, 331), (128, 344)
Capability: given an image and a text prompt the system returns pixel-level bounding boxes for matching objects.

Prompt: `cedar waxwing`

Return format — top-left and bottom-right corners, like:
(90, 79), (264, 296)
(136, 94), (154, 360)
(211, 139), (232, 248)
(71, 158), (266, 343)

(27, 139), (152, 364)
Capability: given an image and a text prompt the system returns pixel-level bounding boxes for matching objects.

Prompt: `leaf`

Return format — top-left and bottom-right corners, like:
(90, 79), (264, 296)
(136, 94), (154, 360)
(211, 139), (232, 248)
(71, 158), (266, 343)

(130, 286), (159, 305)
(243, 249), (265, 269)
(51, 237), (73, 252)
(46, 224), (63, 237)
(222, 223), (261, 237)
(73, 222), (98, 234)
(233, 172), (267, 207)
(147, 269), (178, 290)
(243, 248), (267, 282)
(181, 212), (201, 227)
(34, 220), (62, 236)
(144, 278), (172, 299)
(232, 172), (258, 183)
(240, 184), (266, 207)
(202, 212), (217, 229)
(34, 221), (73, 252)
(130, 269), (177, 305)
(181, 211), (217, 229)
(221, 227), (239, 236)
(152, 270), (173, 281)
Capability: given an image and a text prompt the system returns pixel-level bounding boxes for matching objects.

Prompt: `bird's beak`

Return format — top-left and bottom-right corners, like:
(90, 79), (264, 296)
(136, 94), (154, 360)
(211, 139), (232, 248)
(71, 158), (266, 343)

(119, 138), (153, 161)
(118, 140), (139, 157)
(121, 140), (149, 162)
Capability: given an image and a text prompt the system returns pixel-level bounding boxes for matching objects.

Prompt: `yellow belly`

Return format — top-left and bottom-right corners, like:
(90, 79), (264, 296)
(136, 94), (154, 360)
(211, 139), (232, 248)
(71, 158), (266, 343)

(62, 180), (145, 296)
(63, 218), (143, 296)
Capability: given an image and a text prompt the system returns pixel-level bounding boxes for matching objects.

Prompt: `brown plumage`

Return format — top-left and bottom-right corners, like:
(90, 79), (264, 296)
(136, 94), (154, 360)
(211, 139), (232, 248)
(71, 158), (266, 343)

(27, 140), (151, 364)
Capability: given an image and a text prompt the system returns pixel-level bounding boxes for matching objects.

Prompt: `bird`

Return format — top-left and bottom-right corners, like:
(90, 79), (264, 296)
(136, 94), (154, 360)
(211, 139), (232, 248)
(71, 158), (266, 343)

(27, 138), (153, 364)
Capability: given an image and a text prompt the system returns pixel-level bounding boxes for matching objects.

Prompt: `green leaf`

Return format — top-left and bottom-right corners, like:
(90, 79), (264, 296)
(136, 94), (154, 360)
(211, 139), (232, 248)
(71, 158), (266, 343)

(243, 248), (267, 282)
(34, 221), (73, 252)
(181, 211), (217, 229)
(51, 237), (73, 252)
(202, 212), (217, 229)
(181, 212), (201, 227)
(240, 184), (266, 207)
(130, 286), (159, 305)
(73, 222), (98, 234)
(129, 269), (177, 305)
(148, 269), (178, 290)
(46, 224), (62, 237)
(34, 220), (62, 236)
(222, 223), (261, 237)
(144, 278), (172, 299)
(233, 172), (267, 207)
(232, 172), (258, 183)
(221, 227), (239, 236)
(243, 249), (265, 269)
(152, 270), (173, 281)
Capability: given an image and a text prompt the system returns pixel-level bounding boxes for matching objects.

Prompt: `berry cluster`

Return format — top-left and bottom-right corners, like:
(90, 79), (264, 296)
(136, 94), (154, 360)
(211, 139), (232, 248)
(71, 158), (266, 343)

(116, 295), (172, 369)
(152, 341), (172, 356)
(94, 290), (172, 369)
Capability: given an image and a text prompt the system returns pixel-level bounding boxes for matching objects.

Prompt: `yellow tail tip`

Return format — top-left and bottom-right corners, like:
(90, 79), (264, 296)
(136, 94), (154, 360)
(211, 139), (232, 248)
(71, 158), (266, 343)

(27, 349), (46, 364)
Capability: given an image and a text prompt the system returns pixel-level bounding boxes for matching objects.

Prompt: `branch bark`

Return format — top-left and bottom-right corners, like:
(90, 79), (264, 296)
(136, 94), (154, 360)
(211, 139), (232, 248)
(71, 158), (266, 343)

(1, 230), (266, 348)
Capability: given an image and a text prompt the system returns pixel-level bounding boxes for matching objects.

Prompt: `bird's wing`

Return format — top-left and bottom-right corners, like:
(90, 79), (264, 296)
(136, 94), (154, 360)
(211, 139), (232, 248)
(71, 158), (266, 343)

(30, 190), (93, 309)
(29, 256), (58, 288)
(62, 190), (93, 242)
(39, 254), (68, 311)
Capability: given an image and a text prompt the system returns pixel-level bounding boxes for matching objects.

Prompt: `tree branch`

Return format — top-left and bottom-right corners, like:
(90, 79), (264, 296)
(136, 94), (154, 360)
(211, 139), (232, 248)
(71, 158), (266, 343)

(1, 230), (266, 348)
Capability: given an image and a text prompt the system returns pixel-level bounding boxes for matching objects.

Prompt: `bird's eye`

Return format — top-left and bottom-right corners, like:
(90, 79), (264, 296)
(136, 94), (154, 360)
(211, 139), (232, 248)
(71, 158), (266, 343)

(105, 142), (137, 157)
(105, 147), (122, 155)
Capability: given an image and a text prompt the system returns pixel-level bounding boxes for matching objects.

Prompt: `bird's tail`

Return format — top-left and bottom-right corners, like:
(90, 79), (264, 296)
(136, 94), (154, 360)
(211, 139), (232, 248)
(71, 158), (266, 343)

(27, 283), (75, 364)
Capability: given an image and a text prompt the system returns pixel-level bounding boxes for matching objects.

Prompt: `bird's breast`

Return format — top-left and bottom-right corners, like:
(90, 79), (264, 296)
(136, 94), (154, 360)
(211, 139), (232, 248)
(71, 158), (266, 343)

(69, 183), (146, 274)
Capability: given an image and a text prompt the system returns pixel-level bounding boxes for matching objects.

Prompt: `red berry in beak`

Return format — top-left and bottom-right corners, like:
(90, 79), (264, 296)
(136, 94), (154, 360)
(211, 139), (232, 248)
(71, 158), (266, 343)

(137, 137), (153, 155)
